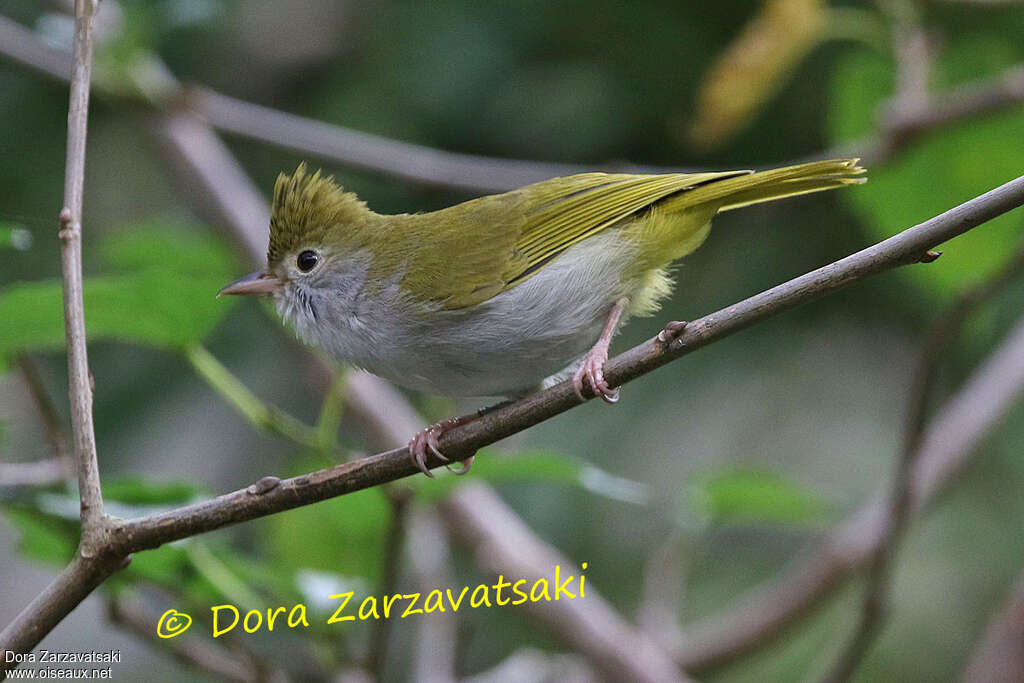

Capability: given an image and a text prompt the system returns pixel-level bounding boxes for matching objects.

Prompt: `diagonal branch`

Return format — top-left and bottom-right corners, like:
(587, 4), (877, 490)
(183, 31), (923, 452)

(961, 571), (1024, 682)
(87, 170), (1024, 550)
(442, 483), (694, 683)
(5, 163), (1020, 666)
(822, 233), (1024, 682)
(677, 306), (1024, 674)
(3, 12), (1024, 191)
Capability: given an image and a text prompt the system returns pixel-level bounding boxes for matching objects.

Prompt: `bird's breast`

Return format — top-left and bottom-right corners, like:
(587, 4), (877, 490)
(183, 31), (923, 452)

(300, 231), (645, 398)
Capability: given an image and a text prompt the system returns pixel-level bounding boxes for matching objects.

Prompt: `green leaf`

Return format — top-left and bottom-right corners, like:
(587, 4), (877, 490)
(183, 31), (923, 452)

(0, 222), (32, 251)
(261, 487), (391, 580)
(100, 226), (238, 276)
(1, 505), (78, 565)
(121, 544), (193, 588)
(687, 467), (830, 527)
(411, 449), (650, 504)
(102, 476), (206, 505)
(0, 224), (241, 359)
(829, 42), (1024, 301)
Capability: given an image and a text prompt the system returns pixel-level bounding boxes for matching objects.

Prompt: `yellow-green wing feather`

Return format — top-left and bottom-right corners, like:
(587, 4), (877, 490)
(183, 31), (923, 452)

(408, 171), (746, 308)
(399, 159), (863, 309)
(511, 171), (749, 279)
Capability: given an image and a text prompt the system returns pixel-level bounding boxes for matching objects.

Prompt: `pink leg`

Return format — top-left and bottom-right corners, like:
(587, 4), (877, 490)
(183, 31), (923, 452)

(573, 298), (627, 404)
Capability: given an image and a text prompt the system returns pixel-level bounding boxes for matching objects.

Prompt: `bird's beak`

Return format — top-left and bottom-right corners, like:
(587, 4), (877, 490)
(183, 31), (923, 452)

(218, 270), (283, 297)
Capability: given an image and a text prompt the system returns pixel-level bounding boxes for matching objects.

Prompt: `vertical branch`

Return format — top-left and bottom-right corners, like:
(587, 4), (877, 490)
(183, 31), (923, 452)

(822, 237), (1024, 683)
(366, 492), (411, 680)
(58, 0), (104, 538)
(408, 513), (459, 683)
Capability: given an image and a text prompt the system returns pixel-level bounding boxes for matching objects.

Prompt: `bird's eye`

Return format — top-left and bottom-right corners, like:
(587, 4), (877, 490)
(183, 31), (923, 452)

(296, 250), (319, 273)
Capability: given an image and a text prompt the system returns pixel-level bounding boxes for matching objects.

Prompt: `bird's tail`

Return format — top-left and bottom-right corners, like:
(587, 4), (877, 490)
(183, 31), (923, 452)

(663, 158), (866, 214)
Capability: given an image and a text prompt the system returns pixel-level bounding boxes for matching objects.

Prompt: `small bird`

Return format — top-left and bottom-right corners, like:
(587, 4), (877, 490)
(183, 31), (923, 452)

(221, 159), (864, 475)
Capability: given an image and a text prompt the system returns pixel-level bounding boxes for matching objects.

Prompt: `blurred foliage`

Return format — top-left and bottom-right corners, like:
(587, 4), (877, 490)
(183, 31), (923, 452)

(687, 0), (828, 150)
(0, 222), (33, 252)
(686, 467), (832, 528)
(1, 0), (1024, 681)
(830, 37), (1024, 300)
(0, 225), (240, 369)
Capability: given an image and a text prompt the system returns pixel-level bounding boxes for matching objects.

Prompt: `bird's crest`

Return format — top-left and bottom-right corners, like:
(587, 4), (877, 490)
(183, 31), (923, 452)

(268, 163), (371, 268)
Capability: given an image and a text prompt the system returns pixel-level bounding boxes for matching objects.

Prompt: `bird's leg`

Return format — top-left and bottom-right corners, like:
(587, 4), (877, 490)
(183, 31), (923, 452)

(573, 298), (628, 404)
(408, 401), (511, 478)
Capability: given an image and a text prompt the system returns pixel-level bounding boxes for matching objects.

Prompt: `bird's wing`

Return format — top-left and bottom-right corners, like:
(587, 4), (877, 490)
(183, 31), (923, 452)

(505, 171), (748, 284)
(406, 171), (747, 309)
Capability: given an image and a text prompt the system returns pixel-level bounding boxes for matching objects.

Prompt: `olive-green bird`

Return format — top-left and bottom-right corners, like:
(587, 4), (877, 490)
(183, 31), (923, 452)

(221, 159), (865, 474)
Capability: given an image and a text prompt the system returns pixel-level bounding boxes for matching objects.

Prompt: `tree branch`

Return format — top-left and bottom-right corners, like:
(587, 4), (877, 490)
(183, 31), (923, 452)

(0, 357), (72, 488)
(961, 571), (1024, 682)
(4, 167), (1018, 661)
(3, 8), (1024, 671)
(106, 597), (287, 683)
(677, 306), (1024, 673)
(443, 483), (693, 683)
(407, 513), (458, 683)
(3, 12), (1023, 191)
(848, 62), (1024, 167)
(0, 554), (122, 659)
(84, 171), (1023, 552)
(58, 0), (105, 537)
(822, 234), (1024, 682)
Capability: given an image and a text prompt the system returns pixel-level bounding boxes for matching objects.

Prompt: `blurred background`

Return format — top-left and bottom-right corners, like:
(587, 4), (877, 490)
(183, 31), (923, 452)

(2, 0), (1024, 681)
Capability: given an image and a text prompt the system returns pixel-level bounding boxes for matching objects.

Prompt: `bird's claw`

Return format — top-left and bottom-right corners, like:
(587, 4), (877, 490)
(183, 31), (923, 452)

(572, 344), (619, 404)
(408, 418), (475, 477)
(657, 320), (688, 347)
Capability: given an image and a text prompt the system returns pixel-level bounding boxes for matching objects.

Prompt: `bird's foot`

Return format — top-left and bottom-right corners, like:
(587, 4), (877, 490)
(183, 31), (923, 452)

(408, 415), (477, 478)
(657, 320), (688, 347)
(572, 341), (619, 404)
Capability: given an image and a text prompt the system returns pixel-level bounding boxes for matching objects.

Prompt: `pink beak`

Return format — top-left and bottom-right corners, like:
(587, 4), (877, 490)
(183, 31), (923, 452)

(218, 271), (283, 297)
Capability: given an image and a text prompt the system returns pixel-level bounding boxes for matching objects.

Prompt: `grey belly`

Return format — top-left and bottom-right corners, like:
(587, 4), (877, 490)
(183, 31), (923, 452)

(365, 232), (638, 398)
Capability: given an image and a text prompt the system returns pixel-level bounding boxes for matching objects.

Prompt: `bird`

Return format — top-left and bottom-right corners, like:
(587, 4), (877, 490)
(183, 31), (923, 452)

(220, 159), (865, 475)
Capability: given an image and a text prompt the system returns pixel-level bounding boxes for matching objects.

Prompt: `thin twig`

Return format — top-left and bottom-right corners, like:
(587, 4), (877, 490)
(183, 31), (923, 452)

(0, 357), (73, 487)
(17, 356), (72, 465)
(678, 309), (1024, 673)
(0, 460), (69, 487)
(107, 597), (284, 683)
(184, 344), (321, 450)
(442, 483), (694, 683)
(638, 528), (688, 656)
(3, 13), (1024, 190)
(1, 172), (1021, 664)
(960, 571), (1024, 682)
(65, 172), (1012, 546)
(0, 4), (125, 670)
(407, 512), (459, 683)
(366, 491), (411, 681)
(57, 0), (105, 538)
(822, 234), (1024, 682)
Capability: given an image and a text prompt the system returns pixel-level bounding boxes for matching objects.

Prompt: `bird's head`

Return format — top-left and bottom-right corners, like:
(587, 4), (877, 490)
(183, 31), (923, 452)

(219, 163), (376, 318)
